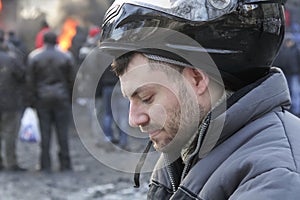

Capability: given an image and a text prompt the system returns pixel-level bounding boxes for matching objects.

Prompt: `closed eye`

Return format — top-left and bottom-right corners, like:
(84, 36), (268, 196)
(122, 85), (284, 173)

(141, 95), (153, 104)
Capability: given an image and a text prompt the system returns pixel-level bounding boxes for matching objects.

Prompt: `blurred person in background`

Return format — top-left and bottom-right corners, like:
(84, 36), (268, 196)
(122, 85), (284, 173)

(78, 26), (101, 64)
(76, 26), (102, 134)
(78, 26), (129, 150)
(273, 33), (300, 116)
(98, 67), (129, 150)
(70, 25), (87, 68)
(7, 30), (29, 65)
(27, 31), (75, 172)
(5, 30), (28, 114)
(35, 20), (50, 49)
(0, 28), (26, 171)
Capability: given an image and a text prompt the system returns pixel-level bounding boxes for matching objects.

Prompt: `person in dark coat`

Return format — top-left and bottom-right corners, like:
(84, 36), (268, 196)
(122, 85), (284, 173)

(0, 29), (26, 171)
(27, 31), (76, 172)
(70, 25), (87, 67)
(99, 67), (128, 149)
(7, 30), (29, 65)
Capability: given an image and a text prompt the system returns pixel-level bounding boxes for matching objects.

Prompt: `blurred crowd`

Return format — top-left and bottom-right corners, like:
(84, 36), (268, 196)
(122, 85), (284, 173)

(273, 7), (300, 117)
(0, 19), (129, 173)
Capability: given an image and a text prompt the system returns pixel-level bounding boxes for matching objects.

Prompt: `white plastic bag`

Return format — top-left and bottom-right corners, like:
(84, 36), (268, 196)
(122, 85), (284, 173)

(19, 108), (41, 143)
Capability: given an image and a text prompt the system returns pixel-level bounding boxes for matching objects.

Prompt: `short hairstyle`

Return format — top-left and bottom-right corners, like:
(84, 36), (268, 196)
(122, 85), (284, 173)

(111, 52), (184, 76)
(111, 52), (136, 76)
(41, 20), (49, 28)
(43, 31), (57, 45)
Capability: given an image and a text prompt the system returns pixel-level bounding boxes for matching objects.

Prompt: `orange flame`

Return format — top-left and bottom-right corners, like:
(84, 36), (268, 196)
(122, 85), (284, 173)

(58, 18), (78, 51)
(0, 0), (2, 12)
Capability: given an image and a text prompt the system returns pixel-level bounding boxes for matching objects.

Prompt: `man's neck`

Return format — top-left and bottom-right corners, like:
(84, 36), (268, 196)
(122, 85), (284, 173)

(180, 90), (233, 164)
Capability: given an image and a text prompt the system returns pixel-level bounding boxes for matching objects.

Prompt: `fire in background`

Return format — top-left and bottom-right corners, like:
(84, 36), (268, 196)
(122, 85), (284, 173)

(58, 18), (78, 51)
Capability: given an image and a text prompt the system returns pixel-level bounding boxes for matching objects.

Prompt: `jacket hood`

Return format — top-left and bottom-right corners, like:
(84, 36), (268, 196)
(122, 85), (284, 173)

(198, 67), (291, 158)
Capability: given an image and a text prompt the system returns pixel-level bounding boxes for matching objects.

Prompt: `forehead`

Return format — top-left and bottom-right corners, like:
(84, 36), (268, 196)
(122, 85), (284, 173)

(119, 54), (182, 97)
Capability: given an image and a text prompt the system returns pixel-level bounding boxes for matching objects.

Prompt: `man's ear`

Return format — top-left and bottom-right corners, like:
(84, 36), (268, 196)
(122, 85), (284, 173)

(182, 68), (209, 95)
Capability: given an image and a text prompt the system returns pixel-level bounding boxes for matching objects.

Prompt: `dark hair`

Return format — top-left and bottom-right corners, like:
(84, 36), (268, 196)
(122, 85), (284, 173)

(43, 31), (57, 45)
(111, 52), (136, 76)
(111, 51), (185, 77)
(41, 20), (49, 28)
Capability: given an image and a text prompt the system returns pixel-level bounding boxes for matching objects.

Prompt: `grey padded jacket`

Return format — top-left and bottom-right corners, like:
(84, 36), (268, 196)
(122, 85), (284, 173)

(147, 68), (300, 200)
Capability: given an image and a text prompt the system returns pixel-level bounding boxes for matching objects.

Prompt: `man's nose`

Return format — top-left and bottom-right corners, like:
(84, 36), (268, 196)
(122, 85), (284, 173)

(128, 103), (149, 127)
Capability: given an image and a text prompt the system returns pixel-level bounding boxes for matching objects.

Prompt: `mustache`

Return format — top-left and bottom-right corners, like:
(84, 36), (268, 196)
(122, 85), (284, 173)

(139, 123), (164, 133)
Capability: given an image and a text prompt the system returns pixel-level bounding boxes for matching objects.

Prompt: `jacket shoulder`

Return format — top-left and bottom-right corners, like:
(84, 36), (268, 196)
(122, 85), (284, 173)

(177, 110), (300, 199)
(275, 110), (300, 171)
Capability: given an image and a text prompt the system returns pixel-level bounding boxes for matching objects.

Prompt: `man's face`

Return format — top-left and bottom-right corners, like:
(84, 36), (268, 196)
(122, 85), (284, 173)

(120, 54), (202, 151)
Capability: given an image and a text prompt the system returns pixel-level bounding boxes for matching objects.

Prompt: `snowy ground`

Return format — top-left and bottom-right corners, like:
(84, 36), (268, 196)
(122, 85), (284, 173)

(0, 103), (157, 200)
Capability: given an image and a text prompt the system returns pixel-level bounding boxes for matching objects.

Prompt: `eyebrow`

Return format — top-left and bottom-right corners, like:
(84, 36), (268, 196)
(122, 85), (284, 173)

(125, 84), (155, 99)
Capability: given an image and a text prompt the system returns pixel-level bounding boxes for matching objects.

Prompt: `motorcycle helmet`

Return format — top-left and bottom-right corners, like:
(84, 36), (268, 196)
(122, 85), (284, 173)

(99, 0), (286, 90)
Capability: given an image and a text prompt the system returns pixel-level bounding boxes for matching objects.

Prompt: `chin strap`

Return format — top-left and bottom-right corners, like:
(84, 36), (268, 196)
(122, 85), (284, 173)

(134, 140), (153, 188)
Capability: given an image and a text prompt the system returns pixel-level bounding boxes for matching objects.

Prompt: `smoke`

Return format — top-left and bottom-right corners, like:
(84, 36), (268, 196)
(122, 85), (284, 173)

(0, 1), (18, 31)
(16, 0), (112, 51)
(51, 0), (111, 29)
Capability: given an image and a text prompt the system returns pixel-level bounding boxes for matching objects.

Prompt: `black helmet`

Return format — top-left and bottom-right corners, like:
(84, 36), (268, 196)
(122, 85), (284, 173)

(99, 0), (286, 89)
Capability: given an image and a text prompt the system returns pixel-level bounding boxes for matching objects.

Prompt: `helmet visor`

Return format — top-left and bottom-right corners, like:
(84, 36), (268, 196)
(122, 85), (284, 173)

(110, 0), (238, 22)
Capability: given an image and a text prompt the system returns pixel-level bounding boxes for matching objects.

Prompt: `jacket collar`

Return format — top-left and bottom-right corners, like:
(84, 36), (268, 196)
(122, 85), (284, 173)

(197, 68), (290, 159)
(151, 68), (290, 188)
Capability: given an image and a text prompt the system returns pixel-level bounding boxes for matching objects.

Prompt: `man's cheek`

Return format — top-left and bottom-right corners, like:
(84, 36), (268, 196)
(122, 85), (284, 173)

(149, 104), (166, 128)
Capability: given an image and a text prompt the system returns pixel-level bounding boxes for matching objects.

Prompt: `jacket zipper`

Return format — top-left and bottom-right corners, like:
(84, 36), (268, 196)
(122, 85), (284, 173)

(164, 153), (177, 193)
(164, 113), (211, 193)
(181, 114), (211, 181)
